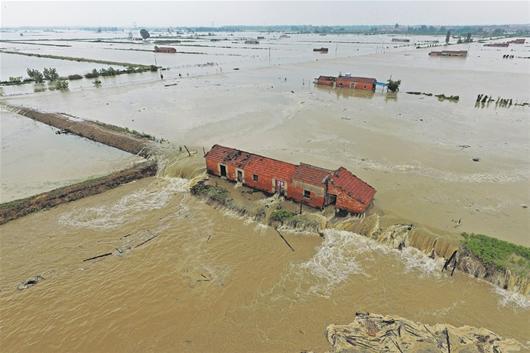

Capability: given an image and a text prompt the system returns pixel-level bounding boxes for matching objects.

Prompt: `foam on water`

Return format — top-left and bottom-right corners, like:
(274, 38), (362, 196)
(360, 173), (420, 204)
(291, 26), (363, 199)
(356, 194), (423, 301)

(398, 246), (443, 276)
(295, 230), (391, 297)
(58, 177), (189, 229)
(494, 286), (530, 310)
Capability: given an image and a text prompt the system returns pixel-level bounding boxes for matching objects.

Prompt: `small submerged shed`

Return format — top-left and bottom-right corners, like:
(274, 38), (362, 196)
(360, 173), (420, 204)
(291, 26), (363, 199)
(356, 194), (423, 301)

(335, 75), (377, 91)
(315, 74), (377, 91)
(154, 46), (176, 53)
(204, 145), (376, 214)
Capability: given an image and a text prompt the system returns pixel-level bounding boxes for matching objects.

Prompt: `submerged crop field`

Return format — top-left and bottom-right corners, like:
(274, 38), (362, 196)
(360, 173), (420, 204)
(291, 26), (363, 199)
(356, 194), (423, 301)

(1, 5), (529, 352)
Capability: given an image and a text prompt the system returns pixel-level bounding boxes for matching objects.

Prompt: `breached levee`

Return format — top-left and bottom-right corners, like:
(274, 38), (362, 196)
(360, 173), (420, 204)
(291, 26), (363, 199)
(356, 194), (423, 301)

(190, 176), (530, 298)
(0, 104), (161, 224)
(336, 216), (530, 297)
(321, 312), (525, 353)
(0, 160), (157, 224)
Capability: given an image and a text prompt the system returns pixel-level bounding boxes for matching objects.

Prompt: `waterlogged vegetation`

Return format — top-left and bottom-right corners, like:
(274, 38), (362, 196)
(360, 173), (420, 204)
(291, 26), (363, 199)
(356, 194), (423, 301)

(1, 64), (157, 92)
(191, 182), (232, 205)
(462, 233), (530, 275)
(190, 180), (322, 232)
(84, 65), (158, 79)
(270, 208), (296, 223)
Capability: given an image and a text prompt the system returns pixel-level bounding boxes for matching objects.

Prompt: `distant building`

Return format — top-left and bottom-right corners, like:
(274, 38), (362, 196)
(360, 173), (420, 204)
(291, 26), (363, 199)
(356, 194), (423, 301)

(336, 75), (377, 90)
(315, 75), (336, 86)
(392, 38), (410, 43)
(428, 50), (468, 57)
(315, 74), (377, 91)
(484, 43), (509, 47)
(508, 38), (525, 44)
(154, 46), (176, 53)
(204, 145), (376, 214)
(244, 39), (259, 44)
(313, 47), (329, 53)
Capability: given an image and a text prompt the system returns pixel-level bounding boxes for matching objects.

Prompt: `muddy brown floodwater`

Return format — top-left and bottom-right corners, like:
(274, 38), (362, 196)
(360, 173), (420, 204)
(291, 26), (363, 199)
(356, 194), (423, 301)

(1, 32), (529, 352)
(0, 177), (529, 353)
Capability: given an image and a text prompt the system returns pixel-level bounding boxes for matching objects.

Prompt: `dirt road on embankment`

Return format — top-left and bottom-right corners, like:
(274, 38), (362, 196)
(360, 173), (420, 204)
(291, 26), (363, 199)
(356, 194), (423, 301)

(6, 104), (156, 157)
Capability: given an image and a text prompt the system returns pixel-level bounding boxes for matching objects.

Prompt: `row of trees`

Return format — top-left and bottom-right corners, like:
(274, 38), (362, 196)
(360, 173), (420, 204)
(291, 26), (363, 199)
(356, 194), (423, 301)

(26, 67), (60, 83)
(26, 67), (68, 91)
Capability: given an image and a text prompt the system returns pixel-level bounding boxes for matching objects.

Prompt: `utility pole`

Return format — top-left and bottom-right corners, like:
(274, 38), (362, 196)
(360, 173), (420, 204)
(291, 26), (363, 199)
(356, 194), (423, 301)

(268, 47), (271, 64)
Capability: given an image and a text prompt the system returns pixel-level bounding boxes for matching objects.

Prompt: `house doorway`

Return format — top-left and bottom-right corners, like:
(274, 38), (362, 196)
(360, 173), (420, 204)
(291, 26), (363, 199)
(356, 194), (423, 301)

(220, 164), (227, 177)
(275, 180), (285, 196)
(326, 193), (337, 206)
(237, 170), (243, 182)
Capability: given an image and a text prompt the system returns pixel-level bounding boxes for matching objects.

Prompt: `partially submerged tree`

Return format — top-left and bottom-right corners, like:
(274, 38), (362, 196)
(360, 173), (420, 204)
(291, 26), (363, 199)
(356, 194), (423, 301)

(51, 79), (69, 91)
(26, 68), (44, 83)
(43, 67), (59, 81)
(445, 30), (451, 45)
(387, 79), (401, 93)
(140, 29), (150, 40)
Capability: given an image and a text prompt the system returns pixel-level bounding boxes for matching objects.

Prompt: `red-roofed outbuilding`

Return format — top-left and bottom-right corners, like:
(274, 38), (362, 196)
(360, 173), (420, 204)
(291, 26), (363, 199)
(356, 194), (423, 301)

(204, 145), (376, 214)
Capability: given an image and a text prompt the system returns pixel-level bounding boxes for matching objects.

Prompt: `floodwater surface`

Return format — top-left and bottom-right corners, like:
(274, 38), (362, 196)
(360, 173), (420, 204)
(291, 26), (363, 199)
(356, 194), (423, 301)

(0, 177), (529, 353)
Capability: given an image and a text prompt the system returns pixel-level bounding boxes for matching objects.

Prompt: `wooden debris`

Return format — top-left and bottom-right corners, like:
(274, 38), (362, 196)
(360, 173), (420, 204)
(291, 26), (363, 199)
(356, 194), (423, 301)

(134, 233), (160, 248)
(275, 228), (295, 252)
(83, 252), (112, 262)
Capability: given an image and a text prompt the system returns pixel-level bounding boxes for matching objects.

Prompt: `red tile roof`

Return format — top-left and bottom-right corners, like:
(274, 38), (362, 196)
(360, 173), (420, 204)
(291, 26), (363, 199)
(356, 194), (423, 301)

(330, 167), (376, 205)
(337, 76), (376, 83)
(247, 156), (297, 182)
(205, 145), (376, 207)
(205, 144), (296, 181)
(293, 163), (331, 186)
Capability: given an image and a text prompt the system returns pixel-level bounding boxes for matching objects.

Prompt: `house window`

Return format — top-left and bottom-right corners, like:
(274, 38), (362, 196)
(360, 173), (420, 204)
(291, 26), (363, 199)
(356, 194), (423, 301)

(304, 190), (311, 198)
(253, 174), (259, 182)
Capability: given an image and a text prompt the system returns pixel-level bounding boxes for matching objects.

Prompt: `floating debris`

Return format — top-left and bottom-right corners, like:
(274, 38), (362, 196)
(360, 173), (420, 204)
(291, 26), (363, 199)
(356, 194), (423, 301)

(17, 275), (44, 290)
(435, 94), (459, 102)
(475, 94), (527, 108)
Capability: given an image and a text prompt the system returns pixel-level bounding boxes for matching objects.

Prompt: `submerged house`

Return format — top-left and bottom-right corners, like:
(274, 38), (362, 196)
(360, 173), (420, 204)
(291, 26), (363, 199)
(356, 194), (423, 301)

(428, 50), (468, 57)
(154, 46), (176, 53)
(315, 74), (377, 91)
(204, 145), (376, 214)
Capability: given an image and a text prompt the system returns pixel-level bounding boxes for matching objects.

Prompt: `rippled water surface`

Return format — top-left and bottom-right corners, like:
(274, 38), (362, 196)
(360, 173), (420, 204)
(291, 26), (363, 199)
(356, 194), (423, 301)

(1, 177), (529, 353)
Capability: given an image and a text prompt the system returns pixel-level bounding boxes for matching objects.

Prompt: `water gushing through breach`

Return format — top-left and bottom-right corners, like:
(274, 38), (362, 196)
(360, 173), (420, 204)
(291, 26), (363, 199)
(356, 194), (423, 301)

(58, 177), (189, 229)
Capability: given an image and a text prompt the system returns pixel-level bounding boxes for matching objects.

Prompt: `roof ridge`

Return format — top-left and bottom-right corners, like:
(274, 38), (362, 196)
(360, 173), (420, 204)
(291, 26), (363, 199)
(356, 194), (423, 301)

(210, 144), (297, 167)
(298, 162), (333, 173)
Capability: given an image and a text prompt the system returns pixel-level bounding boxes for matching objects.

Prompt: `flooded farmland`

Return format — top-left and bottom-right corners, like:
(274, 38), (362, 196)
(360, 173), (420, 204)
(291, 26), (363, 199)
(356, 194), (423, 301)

(1, 27), (529, 353)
